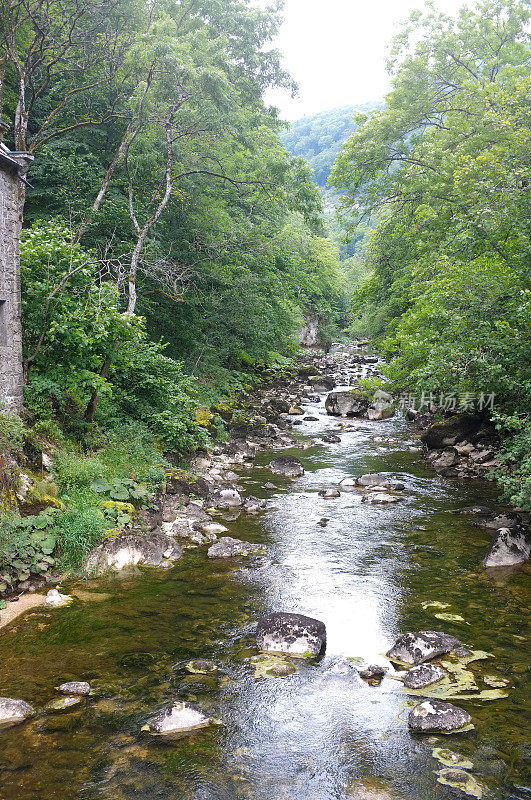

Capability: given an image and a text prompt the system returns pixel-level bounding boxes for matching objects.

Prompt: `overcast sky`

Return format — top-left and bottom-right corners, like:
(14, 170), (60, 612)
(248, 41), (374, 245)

(257, 0), (468, 120)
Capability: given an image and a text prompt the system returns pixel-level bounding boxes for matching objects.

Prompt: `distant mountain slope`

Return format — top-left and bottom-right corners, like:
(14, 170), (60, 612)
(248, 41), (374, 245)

(281, 102), (382, 188)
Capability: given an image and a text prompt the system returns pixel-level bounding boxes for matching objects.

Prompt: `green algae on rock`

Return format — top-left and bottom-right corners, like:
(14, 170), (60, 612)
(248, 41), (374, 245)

(435, 768), (484, 798)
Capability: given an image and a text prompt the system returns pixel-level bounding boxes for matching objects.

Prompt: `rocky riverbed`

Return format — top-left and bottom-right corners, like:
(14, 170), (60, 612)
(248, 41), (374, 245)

(0, 342), (529, 800)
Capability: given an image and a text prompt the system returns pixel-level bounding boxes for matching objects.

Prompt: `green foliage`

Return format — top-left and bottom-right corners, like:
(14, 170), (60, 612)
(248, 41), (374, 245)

(281, 103), (382, 187)
(0, 512), (58, 592)
(493, 416), (531, 511)
(91, 477), (150, 504)
(330, 0), (531, 504)
(52, 507), (108, 570)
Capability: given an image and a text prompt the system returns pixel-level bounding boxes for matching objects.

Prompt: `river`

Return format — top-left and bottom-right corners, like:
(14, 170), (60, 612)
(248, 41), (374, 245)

(0, 348), (529, 800)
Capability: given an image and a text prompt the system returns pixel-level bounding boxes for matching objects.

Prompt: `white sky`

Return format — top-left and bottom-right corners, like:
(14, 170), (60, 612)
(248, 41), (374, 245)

(256, 0), (468, 120)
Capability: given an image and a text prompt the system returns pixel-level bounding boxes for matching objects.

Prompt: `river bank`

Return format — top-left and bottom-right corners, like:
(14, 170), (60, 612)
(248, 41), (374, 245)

(0, 343), (529, 800)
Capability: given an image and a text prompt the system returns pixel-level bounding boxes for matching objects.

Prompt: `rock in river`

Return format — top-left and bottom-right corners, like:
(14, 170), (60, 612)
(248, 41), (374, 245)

(356, 473), (390, 487)
(408, 700), (472, 733)
(57, 681), (90, 696)
(256, 612), (326, 657)
(85, 532), (182, 573)
(387, 631), (460, 665)
(207, 537), (264, 558)
(318, 488), (341, 498)
(144, 701), (212, 735)
(325, 390), (369, 418)
(207, 487), (243, 509)
(483, 526), (530, 568)
(358, 664), (387, 684)
(403, 664), (446, 689)
(0, 698), (35, 727)
(267, 456), (304, 478)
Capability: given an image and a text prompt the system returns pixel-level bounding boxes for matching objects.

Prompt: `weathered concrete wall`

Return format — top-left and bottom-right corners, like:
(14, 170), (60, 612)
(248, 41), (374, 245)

(0, 160), (26, 412)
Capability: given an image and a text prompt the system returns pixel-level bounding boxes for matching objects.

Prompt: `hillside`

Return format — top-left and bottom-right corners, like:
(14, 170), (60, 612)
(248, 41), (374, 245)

(281, 102), (382, 188)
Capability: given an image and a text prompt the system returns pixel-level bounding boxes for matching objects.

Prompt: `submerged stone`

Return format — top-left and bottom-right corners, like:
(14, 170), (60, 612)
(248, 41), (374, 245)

(387, 631), (460, 665)
(256, 611), (326, 657)
(250, 654), (297, 678)
(436, 768), (484, 798)
(144, 701), (212, 735)
(408, 700), (472, 733)
(46, 696), (83, 711)
(432, 748), (474, 769)
(267, 456), (304, 478)
(186, 660), (219, 675)
(207, 537), (264, 558)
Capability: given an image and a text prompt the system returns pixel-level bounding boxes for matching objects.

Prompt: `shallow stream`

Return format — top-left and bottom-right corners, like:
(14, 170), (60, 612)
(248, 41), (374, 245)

(0, 354), (529, 800)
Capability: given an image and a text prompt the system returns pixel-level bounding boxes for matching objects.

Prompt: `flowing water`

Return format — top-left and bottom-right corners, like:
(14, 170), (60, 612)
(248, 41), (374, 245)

(0, 352), (529, 800)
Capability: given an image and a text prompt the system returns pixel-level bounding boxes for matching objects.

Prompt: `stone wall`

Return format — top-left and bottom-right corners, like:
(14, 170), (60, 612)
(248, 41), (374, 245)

(0, 159), (26, 412)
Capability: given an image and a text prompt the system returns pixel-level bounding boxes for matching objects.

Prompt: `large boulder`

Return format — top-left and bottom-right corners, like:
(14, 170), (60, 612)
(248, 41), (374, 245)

(144, 701), (211, 735)
(387, 631), (460, 665)
(0, 698), (35, 727)
(85, 532), (182, 573)
(267, 456), (304, 478)
(483, 527), (530, 568)
(207, 537), (264, 558)
(408, 700), (471, 733)
(256, 612), (326, 657)
(325, 390), (369, 418)
(421, 415), (482, 449)
(367, 390), (394, 421)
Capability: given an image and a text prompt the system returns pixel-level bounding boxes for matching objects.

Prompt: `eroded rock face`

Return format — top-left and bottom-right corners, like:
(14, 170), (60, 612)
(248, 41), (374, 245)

(145, 701), (211, 735)
(403, 664), (446, 689)
(483, 527), (530, 568)
(256, 612), (326, 657)
(0, 698), (34, 727)
(387, 631), (460, 665)
(267, 456), (304, 478)
(325, 390), (369, 418)
(408, 700), (471, 733)
(85, 532), (182, 573)
(207, 537), (264, 559)
(58, 681), (90, 696)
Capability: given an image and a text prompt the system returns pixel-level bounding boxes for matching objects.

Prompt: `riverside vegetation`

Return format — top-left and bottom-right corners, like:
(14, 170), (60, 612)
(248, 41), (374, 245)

(0, 0), (529, 599)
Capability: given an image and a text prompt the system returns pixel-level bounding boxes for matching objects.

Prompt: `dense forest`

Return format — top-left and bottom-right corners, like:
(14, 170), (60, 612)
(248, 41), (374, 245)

(331, 0), (531, 510)
(281, 102), (382, 188)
